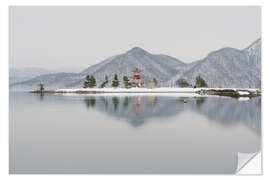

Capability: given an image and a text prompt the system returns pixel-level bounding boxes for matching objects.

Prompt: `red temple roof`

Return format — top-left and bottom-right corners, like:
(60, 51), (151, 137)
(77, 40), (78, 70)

(132, 68), (142, 73)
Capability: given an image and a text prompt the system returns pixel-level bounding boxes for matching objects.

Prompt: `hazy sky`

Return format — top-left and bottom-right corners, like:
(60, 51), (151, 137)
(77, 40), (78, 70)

(10, 6), (261, 71)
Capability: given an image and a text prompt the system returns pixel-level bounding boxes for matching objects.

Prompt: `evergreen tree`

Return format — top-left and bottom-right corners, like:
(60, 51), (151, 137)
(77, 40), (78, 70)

(83, 81), (88, 88)
(112, 74), (119, 88)
(83, 75), (91, 88)
(83, 75), (96, 88)
(195, 75), (208, 87)
(123, 76), (131, 88)
(178, 78), (190, 87)
(39, 82), (44, 92)
(89, 75), (96, 88)
(100, 82), (106, 88)
(100, 75), (109, 88)
(153, 78), (158, 87)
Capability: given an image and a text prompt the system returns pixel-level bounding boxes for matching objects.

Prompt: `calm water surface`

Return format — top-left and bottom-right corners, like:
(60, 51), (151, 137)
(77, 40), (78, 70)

(9, 92), (261, 174)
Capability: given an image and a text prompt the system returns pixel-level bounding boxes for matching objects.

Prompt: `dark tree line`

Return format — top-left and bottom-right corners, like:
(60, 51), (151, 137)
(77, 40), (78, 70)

(82, 74), (208, 89)
(83, 74), (122, 88)
(37, 74), (208, 91)
(83, 74), (157, 88)
(177, 75), (208, 88)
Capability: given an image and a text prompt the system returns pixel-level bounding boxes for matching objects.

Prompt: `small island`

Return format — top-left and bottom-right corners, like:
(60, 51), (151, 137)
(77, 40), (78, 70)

(30, 68), (261, 98)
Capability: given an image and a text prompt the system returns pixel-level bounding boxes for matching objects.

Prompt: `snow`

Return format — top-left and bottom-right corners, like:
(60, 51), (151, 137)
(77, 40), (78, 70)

(56, 87), (260, 95)
(56, 87), (200, 93)
(238, 91), (250, 95)
(61, 92), (209, 97)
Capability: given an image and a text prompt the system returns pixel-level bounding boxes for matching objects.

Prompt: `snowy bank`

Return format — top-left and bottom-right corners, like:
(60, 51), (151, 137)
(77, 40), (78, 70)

(30, 87), (261, 98)
(55, 87), (199, 93)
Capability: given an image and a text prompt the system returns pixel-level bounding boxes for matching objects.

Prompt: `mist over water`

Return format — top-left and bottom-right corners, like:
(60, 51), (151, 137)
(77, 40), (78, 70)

(9, 92), (261, 174)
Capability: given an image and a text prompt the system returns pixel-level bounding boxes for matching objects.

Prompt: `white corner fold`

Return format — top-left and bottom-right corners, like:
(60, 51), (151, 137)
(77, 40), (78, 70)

(236, 151), (262, 175)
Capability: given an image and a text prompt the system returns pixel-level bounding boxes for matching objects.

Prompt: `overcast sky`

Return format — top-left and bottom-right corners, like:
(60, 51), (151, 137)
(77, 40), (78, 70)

(9, 6), (261, 71)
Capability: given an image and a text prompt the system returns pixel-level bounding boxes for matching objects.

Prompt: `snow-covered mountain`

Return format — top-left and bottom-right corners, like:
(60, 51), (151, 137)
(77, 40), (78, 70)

(166, 39), (261, 88)
(10, 39), (261, 90)
(9, 67), (58, 84)
(77, 47), (186, 87)
(10, 47), (187, 90)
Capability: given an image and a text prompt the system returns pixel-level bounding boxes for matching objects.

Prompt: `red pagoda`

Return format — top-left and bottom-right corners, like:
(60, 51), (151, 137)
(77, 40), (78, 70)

(130, 68), (144, 87)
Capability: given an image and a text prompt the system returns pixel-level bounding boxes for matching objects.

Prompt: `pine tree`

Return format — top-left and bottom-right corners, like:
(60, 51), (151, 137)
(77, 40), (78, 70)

(195, 75), (208, 87)
(100, 75), (109, 88)
(89, 75), (96, 88)
(123, 76), (131, 88)
(83, 81), (88, 88)
(153, 78), (158, 87)
(112, 74), (119, 88)
(100, 82), (106, 88)
(39, 83), (44, 92)
(83, 75), (91, 88)
(178, 78), (190, 87)
(83, 75), (96, 88)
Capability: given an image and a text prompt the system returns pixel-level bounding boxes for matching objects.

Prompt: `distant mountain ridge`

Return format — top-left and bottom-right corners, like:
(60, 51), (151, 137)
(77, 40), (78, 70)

(77, 47), (186, 87)
(9, 67), (57, 84)
(10, 39), (261, 90)
(167, 38), (261, 88)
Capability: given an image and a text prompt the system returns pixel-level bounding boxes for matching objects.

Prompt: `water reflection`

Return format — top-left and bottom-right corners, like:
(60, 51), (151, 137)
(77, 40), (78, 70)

(39, 93), (44, 101)
(123, 96), (129, 108)
(195, 97), (206, 108)
(10, 92), (261, 174)
(146, 96), (158, 105)
(99, 97), (108, 110)
(112, 97), (119, 112)
(84, 97), (96, 108)
(83, 96), (261, 135)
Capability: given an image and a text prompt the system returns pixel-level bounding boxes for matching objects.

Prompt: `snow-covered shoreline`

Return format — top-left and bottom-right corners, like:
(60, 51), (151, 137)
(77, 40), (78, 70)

(29, 87), (261, 98)
(61, 92), (208, 97)
(30, 87), (261, 98)
(54, 87), (260, 93)
(51, 87), (260, 97)
(55, 87), (199, 93)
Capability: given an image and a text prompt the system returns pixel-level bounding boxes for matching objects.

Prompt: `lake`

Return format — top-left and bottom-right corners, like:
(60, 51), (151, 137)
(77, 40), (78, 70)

(9, 92), (261, 174)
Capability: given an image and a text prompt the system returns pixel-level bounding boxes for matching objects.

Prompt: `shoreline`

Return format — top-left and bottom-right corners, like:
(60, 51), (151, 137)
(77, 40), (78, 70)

(29, 87), (261, 98)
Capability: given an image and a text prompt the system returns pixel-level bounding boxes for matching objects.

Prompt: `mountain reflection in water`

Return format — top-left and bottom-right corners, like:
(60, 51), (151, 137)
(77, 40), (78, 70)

(81, 95), (261, 135)
(10, 92), (261, 174)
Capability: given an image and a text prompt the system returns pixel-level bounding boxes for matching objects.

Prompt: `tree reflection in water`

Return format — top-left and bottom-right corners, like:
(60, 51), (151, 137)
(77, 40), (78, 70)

(84, 97), (96, 108)
(39, 93), (44, 101)
(82, 95), (260, 135)
(195, 97), (206, 108)
(100, 97), (108, 110)
(123, 96), (129, 108)
(112, 97), (119, 112)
